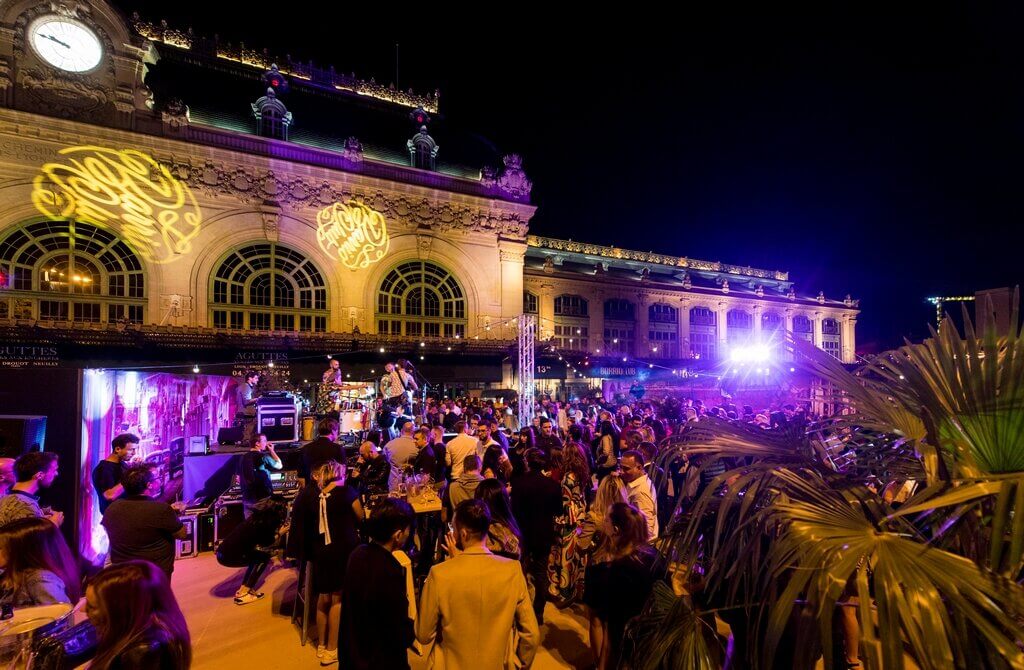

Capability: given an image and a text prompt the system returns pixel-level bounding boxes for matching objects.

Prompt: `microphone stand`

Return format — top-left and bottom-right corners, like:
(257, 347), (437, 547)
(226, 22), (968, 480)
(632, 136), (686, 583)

(409, 367), (432, 425)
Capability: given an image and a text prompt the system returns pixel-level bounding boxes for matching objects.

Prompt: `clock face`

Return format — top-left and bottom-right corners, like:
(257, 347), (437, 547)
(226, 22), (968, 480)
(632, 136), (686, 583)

(29, 17), (103, 73)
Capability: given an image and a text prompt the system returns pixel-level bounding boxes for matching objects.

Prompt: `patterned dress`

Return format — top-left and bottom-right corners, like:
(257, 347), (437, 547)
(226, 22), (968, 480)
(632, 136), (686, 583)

(547, 471), (587, 606)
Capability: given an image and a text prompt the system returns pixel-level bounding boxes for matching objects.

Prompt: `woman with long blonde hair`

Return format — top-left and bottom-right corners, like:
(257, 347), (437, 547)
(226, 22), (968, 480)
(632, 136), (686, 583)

(578, 475), (628, 553)
(292, 459), (364, 664)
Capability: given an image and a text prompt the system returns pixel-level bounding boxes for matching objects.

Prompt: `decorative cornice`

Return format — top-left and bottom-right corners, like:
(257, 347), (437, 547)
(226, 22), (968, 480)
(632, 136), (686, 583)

(526, 235), (789, 281)
(130, 15), (439, 113)
(169, 158), (528, 240)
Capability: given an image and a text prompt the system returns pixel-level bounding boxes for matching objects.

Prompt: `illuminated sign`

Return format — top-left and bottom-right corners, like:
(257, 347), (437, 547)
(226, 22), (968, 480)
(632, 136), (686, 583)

(32, 146), (203, 264)
(315, 200), (389, 270)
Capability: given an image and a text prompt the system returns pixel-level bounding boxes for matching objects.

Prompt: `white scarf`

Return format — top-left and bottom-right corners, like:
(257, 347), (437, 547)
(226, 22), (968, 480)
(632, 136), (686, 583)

(318, 485), (334, 546)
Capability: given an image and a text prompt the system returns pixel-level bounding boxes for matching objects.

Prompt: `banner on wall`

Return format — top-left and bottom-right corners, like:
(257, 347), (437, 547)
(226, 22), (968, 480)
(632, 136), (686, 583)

(0, 344), (59, 368)
(232, 351), (291, 389)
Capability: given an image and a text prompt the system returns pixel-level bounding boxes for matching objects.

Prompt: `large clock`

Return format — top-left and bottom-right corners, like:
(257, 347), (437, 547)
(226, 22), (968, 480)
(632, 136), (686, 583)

(28, 16), (103, 73)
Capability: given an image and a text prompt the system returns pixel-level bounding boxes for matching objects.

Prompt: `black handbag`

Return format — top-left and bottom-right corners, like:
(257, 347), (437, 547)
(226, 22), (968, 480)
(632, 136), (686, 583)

(30, 620), (97, 670)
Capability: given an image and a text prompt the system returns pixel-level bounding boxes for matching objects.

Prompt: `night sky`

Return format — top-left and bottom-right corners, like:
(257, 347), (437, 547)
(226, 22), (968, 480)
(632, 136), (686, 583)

(116, 2), (1024, 352)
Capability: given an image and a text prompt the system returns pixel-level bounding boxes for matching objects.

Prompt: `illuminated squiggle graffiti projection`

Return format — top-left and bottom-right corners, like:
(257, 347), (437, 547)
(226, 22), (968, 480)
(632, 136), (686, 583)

(32, 145), (203, 263)
(315, 200), (390, 269)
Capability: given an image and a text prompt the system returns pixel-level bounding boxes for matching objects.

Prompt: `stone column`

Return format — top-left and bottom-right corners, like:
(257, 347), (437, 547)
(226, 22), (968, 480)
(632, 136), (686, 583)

(842, 316), (857, 364)
(752, 303), (763, 343)
(589, 290), (604, 354)
(635, 293), (650, 358)
(539, 285), (555, 342)
(677, 298), (690, 359)
(784, 309), (795, 361)
(716, 301), (729, 358)
(813, 311), (824, 349)
(498, 242), (526, 320)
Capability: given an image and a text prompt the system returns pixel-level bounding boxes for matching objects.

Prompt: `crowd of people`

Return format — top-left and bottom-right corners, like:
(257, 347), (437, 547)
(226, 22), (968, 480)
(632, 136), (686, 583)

(244, 390), (823, 668)
(0, 438), (192, 668)
(0, 388), (827, 669)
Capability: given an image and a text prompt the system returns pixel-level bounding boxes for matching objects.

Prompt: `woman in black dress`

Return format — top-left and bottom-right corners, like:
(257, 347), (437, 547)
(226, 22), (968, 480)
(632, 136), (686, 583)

(294, 459), (363, 665)
(582, 502), (661, 670)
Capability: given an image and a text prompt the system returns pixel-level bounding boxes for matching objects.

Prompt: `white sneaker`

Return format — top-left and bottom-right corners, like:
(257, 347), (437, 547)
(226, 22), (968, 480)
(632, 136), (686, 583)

(316, 645), (325, 659)
(320, 649), (338, 666)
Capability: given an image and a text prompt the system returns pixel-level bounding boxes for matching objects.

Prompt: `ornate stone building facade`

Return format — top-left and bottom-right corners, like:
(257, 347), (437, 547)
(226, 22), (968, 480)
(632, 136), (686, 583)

(523, 237), (859, 365)
(0, 1), (532, 373)
(0, 0), (857, 383)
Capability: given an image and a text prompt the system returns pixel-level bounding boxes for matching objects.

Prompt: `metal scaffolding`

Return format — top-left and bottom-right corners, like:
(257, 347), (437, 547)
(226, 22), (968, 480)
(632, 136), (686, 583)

(516, 314), (535, 429)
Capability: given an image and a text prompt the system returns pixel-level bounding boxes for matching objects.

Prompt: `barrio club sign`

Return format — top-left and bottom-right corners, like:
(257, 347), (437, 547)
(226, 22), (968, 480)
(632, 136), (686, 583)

(315, 200), (390, 270)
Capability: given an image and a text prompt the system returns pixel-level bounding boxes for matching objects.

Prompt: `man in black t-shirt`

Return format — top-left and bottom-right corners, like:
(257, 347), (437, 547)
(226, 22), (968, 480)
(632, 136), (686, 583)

(298, 419), (342, 484)
(102, 463), (186, 578)
(237, 434), (282, 518)
(91, 433), (138, 515)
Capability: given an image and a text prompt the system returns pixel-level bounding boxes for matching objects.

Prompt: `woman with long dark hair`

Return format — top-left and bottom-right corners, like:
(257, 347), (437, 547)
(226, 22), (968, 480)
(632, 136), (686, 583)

(0, 516), (80, 608)
(547, 442), (591, 606)
(86, 560), (191, 670)
(474, 478), (522, 560)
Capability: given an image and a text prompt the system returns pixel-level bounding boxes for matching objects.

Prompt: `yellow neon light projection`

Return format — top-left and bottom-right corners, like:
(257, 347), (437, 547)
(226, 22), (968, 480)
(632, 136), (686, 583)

(32, 145), (203, 264)
(316, 200), (390, 269)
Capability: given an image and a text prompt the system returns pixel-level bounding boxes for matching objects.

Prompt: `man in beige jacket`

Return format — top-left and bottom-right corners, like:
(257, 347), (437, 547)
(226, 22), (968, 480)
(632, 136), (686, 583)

(417, 499), (539, 669)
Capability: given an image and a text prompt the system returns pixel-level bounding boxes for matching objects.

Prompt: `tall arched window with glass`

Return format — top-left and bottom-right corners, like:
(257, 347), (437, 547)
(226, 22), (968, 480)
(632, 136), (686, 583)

(211, 243), (328, 332)
(822, 318), (842, 360)
(689, 306), (717, 360)
(604, 298), (636, 356)
(792, 314), (814, 344)
(376, 261), (466, 339)
(523, 291), (538, 315)
(648, 303), (677, 358)
(726, 309), (753, 350)
(0, 220), (145, 324)
(553, 295), (589, 350)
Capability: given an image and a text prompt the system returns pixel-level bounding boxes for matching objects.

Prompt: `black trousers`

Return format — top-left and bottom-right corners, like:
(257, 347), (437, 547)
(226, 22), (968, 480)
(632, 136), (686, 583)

(525, 546), (550, 623)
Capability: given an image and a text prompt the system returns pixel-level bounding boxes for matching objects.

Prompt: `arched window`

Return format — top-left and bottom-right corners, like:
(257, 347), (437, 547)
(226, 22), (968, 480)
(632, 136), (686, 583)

(523, 291), (538, 315)
(604, 299), (636, 355)
(762, 311), (783, 333)
(792, 314), (813, 343)
(689, 306), (717, 360)
(551, 295), (589, 350)
(376, 261), (466, 338)
(554, 295), (588, 317)
(727, 309), (753, 347)
(822, 318), (842, 360)
(211, 243), (327, 332)
(0, 220), (145, 323)
(648, 304), (677, 357)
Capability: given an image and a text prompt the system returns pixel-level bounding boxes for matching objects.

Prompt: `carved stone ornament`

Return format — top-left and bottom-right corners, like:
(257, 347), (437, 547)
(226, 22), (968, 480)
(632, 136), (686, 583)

(499, 248), (525, 263)
(342, 136), (363, 163)
(260, 203), (281, 242)
(754, 284), (764, 297)
(168, 159), (529, 240)
(416, 234), (432, 260)
(480, 165), (497, 188)
(787, 288), (796, 300)
(721, 279), (730, 294)
(543, 257), (554, 274)
(817, 291), (826, 304)
(497, 154), (532, 201)
(19, 67), (108, 119)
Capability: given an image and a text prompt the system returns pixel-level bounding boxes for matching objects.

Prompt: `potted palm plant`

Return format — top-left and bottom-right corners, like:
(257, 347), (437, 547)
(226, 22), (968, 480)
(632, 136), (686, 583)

(630, 291), (1024, 670)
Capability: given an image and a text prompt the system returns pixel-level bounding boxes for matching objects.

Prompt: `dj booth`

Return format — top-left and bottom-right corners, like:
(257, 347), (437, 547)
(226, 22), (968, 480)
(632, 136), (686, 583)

(215, 392), (303, 446)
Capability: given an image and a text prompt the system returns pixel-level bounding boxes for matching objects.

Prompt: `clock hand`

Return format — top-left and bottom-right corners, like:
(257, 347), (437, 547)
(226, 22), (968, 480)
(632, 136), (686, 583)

(39, 33), (71, 49)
